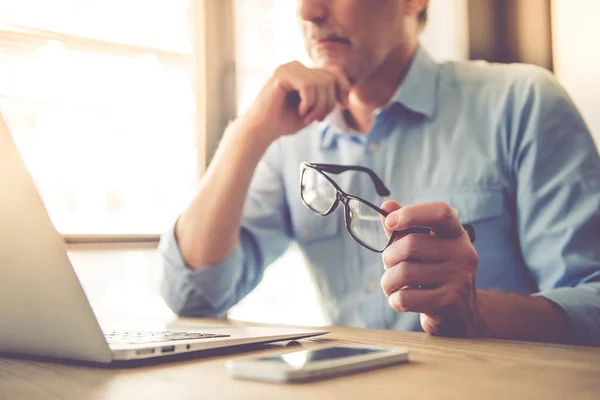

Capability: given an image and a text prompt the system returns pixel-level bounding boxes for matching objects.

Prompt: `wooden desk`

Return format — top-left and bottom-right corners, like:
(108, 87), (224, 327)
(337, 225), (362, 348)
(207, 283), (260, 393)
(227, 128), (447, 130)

(1, 318), (599, 400)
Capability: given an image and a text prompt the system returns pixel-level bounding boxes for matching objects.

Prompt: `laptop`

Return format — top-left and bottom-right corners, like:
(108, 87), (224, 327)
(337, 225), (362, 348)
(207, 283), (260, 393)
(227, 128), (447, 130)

(0, 114), (328, 364)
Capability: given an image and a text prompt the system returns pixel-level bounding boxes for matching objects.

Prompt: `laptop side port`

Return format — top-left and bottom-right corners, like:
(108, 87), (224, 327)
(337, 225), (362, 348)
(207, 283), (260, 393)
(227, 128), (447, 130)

(135, 348), (155, 355)
(161, 345), (175, 353)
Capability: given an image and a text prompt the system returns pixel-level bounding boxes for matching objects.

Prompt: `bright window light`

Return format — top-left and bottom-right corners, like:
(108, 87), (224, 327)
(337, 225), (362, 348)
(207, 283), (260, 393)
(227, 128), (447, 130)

(0, 0), (197, 234)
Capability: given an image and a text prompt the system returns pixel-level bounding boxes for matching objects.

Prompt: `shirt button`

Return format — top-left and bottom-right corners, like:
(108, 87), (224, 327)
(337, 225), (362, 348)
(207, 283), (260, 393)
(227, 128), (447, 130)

(368, 281), (378, 292)
(368, 143), (379, 152)
(302, 228), (311, 236)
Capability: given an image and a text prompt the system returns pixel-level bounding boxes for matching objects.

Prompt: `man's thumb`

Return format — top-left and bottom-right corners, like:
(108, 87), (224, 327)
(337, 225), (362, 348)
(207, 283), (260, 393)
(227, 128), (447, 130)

(380, 200), (402, 238)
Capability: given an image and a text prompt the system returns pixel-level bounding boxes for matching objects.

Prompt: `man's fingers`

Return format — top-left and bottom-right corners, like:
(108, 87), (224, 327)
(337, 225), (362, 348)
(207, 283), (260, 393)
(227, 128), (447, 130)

(282, 65), (350, 123)
(385, 202), (464, 240)
(325, 67), (350, 107)
(303, 71), (340, 123)
(298, 84), (316, 118)
(382, 233), (451, 268)
(318, 71), (341, 120)
(304, 85), (326, 123)
(387, 287), (446, 315)
(380, 200), (402, 239)
(321, 83), (336, 121)
(310, 84), (332, 123)
(380, 262), (451, 297)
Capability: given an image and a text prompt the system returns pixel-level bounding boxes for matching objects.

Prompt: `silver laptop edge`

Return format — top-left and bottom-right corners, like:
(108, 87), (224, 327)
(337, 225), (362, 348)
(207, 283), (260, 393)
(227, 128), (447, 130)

(0, 114), (327, 364)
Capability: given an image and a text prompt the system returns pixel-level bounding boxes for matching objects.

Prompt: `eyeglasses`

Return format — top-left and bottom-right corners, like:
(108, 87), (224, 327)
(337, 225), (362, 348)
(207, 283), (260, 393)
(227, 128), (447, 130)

(299, 162), (475, 253)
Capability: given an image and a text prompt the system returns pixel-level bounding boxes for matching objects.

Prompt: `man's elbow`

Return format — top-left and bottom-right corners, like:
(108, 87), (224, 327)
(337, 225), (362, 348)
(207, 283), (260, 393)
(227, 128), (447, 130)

(160, 280), (229, 318)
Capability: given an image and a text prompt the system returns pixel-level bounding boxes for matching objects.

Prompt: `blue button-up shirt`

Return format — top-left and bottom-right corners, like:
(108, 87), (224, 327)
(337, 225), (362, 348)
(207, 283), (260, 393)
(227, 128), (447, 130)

(160, 45), (600, 344)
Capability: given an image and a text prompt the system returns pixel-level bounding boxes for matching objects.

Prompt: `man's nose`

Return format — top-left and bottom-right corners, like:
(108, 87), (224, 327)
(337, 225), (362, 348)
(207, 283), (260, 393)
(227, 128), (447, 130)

(298, 0), (328, 23)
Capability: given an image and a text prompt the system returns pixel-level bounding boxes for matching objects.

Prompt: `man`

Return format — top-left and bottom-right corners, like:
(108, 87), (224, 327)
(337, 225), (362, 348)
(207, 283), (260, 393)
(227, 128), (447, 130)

(160, 0), (600, 345)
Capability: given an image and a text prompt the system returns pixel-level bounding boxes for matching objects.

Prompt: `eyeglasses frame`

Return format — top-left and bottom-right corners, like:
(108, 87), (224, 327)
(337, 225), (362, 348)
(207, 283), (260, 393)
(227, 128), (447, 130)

(299, 162), (475, 252)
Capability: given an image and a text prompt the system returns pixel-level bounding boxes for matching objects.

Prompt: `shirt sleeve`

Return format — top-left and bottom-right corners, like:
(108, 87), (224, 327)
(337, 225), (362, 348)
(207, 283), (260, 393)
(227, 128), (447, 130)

(512, 68), (600, 345)
(159, 139), (294, 317)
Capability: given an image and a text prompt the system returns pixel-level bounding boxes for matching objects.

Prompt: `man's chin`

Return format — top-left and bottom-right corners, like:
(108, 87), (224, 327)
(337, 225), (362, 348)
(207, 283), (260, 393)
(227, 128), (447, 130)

(312, 58), (355, 83)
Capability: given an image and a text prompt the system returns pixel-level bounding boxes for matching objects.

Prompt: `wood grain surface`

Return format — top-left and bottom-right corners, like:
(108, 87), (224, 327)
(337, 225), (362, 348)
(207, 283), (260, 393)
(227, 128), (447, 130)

(1, 319), (599, 400)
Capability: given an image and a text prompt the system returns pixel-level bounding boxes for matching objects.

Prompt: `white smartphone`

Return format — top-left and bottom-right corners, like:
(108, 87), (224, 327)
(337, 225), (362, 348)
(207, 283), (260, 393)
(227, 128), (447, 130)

(225, 344), (409, 383)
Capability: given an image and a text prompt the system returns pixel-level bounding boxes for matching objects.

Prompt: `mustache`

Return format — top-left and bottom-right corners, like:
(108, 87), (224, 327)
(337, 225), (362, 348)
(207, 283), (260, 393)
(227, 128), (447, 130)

(307, 28), (349, 43)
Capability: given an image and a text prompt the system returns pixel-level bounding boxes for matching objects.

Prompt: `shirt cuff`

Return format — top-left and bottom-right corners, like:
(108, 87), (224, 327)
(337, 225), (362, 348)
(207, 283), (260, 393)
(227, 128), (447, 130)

(158, 223), (244, 317)
(536, 283), (600, 345)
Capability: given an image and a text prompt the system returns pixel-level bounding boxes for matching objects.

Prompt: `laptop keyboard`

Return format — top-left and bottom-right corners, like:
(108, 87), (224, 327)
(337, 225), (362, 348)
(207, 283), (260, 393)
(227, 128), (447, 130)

(104, 330), (231, 345)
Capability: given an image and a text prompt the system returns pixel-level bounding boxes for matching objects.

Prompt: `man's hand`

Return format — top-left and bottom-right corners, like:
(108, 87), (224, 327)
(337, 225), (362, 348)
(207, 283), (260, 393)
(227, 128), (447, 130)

(379, 200), (480, 337)
(241, 61), (350, 143)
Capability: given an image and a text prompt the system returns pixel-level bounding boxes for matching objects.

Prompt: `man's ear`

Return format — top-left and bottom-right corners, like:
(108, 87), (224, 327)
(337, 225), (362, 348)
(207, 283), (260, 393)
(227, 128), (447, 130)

(404, 0), (428, 18)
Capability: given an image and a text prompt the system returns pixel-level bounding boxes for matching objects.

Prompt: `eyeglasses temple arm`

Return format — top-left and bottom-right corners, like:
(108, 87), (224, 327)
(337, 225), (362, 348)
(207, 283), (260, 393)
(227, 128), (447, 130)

(308, 163), (390, 196)
(389, 224), (476, 243)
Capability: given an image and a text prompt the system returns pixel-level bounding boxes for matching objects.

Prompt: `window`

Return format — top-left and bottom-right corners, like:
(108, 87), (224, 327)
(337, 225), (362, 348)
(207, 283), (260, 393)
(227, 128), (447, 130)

(0, 0), (198, 235)
(234, 0), (310, 116)
(552, 0), (600, 147)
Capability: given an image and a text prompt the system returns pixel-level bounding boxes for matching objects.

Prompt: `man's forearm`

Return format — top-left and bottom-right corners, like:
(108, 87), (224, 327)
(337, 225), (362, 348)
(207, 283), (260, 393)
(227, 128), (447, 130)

(476, 290), (573, 344)
(176, 119), (273, 269)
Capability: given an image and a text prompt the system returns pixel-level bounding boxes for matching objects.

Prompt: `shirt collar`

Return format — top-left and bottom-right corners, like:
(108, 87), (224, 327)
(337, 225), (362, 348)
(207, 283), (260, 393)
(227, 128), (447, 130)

(320, 44), (440, 149)
(390, 44), (439, 118)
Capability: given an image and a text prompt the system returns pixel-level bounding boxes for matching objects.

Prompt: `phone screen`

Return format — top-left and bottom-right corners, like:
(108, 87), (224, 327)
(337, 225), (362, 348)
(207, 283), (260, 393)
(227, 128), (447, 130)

(256, 347), (384, 368)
